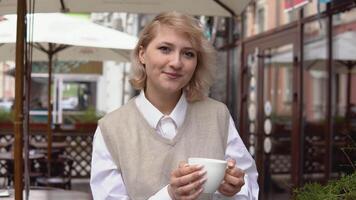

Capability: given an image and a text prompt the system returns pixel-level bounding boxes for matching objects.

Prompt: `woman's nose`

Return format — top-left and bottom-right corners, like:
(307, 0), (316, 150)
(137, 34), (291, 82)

(169, 52), (183, 69)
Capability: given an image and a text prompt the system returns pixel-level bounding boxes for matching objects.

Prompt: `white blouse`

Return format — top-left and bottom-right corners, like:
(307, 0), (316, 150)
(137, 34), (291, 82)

(90, 91), (259, 200)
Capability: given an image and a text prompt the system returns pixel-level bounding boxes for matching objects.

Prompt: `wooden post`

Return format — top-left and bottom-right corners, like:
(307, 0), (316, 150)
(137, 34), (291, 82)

(14, 0), (26, 199)
(47, 45), (53, 176)
(325, 3), (333, 182)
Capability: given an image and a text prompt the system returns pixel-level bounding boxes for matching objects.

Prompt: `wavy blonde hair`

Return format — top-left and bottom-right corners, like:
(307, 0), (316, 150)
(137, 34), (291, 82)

(129, 11), (216, 102)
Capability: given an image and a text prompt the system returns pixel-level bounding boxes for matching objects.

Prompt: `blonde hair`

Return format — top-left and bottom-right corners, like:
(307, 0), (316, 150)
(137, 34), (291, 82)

(129, 11), (216, 102)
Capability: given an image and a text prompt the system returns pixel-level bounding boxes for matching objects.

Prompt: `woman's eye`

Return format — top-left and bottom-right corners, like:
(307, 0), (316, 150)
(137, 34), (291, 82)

(183, 51), (196, 58)
(158, 46), (171, 54)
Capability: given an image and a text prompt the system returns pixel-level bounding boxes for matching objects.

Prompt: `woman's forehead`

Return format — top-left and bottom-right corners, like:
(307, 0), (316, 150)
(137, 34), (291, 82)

(150, 25), (199, 48)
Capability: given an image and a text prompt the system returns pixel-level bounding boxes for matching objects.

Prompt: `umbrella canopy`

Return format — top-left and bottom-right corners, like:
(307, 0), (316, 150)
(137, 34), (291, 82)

(0, 0), (251, 17)
(0, 13), (138, 62)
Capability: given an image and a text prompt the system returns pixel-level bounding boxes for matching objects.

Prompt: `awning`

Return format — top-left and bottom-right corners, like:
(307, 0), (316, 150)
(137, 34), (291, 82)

(0, 0), (251, 17)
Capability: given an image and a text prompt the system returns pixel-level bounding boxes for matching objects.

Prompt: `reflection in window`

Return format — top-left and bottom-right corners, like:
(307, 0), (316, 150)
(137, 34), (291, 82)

(257, 7), (265, 33)
(303, 19), (328, 175)
(61, 82), (92, 111)
(332, 7), (356, 174)
(264, 45), (294, 118)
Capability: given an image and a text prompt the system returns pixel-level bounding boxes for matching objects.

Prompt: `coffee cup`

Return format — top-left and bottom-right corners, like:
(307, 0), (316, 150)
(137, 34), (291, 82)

(188, 157), (227, 193)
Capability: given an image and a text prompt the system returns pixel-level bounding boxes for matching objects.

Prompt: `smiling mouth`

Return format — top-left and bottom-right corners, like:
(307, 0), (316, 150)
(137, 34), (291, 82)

(163, 72), (182, 79)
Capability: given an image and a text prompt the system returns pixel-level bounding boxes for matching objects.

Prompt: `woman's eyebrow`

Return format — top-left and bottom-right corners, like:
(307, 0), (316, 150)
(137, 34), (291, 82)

(157, 41), (194, 50)
(157, 41), (174, 46)
(182, 47), (196, 51)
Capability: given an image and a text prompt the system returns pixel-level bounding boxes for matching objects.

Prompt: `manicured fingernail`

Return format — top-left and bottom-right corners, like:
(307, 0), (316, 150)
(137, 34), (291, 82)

(199, 170), (207, 176)
(200, 176), (207, 183)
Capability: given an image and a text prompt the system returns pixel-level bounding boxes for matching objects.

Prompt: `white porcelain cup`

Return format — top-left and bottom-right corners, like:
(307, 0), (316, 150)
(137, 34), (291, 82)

(188, 157), (227, 193)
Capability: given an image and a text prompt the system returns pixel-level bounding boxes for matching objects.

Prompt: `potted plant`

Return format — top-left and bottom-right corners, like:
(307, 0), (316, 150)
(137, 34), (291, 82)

(293, 139), (356, 200)
(72, 107), (104, 132)
(0, 108), (14, 130)
(293, 172), (356, 200)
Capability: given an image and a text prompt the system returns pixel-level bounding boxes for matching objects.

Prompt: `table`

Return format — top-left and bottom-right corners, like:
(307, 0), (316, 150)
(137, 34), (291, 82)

(0, 152), (46, 185)
(30, 141), (68, 149)
(0, 152), (44, 161)
(0, 189), (91, 200)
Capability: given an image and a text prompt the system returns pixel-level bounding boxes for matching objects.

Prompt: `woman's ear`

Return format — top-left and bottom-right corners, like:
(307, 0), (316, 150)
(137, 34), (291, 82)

(138, 46), (145, 65)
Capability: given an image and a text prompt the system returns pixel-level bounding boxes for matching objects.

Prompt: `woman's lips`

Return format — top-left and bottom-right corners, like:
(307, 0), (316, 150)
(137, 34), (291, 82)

(163, 71), (182, 79)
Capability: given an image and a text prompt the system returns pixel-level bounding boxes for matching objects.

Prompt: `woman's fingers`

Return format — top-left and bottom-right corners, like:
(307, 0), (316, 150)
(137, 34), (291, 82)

(175, 174), (207, 195)
(169, 162), (206, 199)
(171, 165), (206, 187)
(173, 163), (203, 179)
(184, 187), (204, 200)
(218, 182), (237, 196)
(218, 159), (246, 197)
(225, 167), (245, 187)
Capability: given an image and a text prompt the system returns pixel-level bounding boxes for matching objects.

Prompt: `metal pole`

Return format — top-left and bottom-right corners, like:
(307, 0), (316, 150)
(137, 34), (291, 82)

(346, 64), (352, 118)
(14, 0), (26, 199)
(291, 7), (304, 188)
(325, 3), (333, 182)
(47, 44), (53, 176)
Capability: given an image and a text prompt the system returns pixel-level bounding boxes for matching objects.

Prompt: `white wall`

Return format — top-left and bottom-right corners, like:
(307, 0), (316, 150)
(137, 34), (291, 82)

(97, 61), (125, 113)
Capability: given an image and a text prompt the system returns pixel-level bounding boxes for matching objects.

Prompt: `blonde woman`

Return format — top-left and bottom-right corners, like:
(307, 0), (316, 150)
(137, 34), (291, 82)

(90, 11), (259, 200)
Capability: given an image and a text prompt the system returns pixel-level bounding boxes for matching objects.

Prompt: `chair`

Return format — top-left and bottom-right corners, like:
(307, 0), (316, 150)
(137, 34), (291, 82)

(35, 155), (73, 189)
(0, 138), (14, 187)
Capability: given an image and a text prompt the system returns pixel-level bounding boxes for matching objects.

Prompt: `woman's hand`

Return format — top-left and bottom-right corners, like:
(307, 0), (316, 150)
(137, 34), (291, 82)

(218, 159), (245, 197)
(168, 161), (207, 200)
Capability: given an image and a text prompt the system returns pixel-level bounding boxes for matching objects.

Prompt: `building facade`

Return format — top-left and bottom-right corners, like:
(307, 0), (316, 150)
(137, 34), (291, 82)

(225, 0), (356, 199)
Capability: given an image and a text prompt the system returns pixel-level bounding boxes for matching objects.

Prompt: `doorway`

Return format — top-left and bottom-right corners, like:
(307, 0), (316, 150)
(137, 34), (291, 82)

(241, 26), (299, 199)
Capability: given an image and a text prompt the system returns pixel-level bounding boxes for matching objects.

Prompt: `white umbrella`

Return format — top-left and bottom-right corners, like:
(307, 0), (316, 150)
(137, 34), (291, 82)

(0, 13), (137, 62)
(0, 0), (251, 17)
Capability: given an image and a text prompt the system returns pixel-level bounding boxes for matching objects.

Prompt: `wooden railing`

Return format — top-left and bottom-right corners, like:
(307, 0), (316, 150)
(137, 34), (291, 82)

(0, 126), (95, 179)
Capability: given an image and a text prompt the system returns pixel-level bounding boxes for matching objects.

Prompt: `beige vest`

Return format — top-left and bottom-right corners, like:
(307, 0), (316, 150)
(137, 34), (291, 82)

(99, 97), (230, 200)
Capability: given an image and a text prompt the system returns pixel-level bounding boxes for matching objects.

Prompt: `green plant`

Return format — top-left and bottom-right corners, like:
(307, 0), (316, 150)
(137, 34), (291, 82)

(270, 113), (291, 124)
(340, 135), (356, 172)
(0, 108), (13, 122)
(72, 107), (104, 123)
(294, 135), (356, 200)
(334, 115), (346, 125)
(293, 172), (356, 200)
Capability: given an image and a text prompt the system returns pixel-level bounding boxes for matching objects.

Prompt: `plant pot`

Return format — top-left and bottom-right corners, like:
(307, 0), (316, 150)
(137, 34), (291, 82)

(29, 123), (48, 132)
(75, 123), (97, 133)
(0, 122), (13, 131)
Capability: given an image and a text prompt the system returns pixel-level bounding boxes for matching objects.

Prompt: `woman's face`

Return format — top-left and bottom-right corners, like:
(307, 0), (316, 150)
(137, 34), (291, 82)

(139, 25), (198, 97)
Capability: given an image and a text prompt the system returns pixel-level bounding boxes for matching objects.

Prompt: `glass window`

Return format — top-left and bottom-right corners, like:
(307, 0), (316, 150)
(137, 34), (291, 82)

(303, 19), (328, 175)
(303, 0), (327, 18)
(61, 82), (94, 111)
(331, 6), (356, 174)
(227, 46), (240, 121)
(257, 7), (265, 33)
(262, 44), (294, 199)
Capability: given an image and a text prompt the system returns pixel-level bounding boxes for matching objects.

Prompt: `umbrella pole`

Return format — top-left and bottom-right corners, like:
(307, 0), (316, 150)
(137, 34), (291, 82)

(47, 44), (53, 177)
(14, 0), (26, 199)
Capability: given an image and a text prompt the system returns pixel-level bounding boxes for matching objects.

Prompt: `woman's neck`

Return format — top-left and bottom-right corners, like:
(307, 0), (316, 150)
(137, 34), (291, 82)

(144, 89), (181, 115)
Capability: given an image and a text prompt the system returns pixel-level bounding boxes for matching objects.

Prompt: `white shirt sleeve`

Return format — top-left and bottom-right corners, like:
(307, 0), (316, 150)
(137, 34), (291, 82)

(90, 127), (130, 200)
(213, 117), (259, 200)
